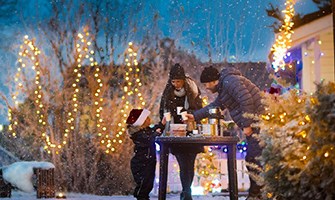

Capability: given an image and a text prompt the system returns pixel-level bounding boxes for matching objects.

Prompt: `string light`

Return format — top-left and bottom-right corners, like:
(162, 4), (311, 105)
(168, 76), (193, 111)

(65, 30), (107, 154)
(270, 0), (296, 72)
(41, 30), (102, 155)
(8, 36), (46, 141)
(80, 31), (110, 152)
(195, 147), (221, 194)
(103, 42), (145, 153)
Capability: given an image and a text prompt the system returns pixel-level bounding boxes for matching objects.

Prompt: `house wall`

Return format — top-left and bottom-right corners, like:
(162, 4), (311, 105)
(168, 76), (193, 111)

(291, 14), (334, 93)
(319, 31), (335, 82)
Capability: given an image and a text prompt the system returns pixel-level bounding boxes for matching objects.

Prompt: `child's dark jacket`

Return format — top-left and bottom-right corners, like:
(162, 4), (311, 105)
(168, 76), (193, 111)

(128, 123), (164, 162)
(128, 123), (164, 199)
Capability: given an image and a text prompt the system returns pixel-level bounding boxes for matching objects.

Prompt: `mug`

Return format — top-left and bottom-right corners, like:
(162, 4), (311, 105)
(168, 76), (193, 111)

(164, 112), (171, 122)
(181, 111), (188, 120)
(176, 107), (183, 115)
(202, 124), (216, 135)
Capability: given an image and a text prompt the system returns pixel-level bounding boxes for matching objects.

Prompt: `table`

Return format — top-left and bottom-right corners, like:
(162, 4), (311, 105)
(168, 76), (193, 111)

(155, 135), (240, 200)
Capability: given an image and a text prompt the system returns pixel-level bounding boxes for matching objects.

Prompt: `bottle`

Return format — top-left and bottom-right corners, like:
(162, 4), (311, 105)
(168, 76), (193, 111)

(196, 124), (203, 134)
(187, 121), (195, 133)
(208, 107), (223, 136)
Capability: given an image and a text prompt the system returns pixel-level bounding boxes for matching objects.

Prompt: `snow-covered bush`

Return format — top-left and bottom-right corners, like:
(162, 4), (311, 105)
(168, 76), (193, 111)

(257, 82), (335, 200)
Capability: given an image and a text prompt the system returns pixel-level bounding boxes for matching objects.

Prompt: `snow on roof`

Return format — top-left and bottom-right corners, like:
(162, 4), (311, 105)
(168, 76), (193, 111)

(1, 161), (55, 193)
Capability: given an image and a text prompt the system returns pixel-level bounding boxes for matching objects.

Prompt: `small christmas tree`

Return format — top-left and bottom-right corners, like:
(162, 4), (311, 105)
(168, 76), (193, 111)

(194, 148), (220, 193)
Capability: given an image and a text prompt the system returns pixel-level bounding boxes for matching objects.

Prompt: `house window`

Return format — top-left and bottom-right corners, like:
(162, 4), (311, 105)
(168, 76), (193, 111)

(281, 47), (303, 89)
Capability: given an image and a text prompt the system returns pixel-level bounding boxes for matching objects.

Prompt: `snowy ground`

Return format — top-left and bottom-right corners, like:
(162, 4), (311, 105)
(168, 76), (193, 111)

(9, 191), (248, 199)
(3, 162), (248, 199)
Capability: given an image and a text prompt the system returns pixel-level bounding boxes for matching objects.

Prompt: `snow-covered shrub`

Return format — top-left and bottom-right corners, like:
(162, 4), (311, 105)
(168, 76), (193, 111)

(257, 82), (335, 200)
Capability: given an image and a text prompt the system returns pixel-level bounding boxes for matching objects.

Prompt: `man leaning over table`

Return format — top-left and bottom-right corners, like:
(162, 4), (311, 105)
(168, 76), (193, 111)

(185, 66), (264, 200)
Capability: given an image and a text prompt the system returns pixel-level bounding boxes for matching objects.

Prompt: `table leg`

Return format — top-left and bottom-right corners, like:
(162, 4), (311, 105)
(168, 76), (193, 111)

(227, 144), (238, 200)
(158, 144), (169, 200)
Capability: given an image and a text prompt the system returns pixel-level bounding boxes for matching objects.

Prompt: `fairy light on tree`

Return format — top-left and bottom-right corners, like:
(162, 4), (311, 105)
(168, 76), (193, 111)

(256, 82), (335, 199)
(76, 31), (107, 142)
(93, 55), (107, 142)
(48, 32), (85, 154)
(56, 30), (107, 155)
(39, 30), (104, 155)
(270, 0), (296, 72)
(81, 32), (109, 150)
(195, 149), (221, 193)
(103, 42), (145, 153)
(8, 35), (46, 140)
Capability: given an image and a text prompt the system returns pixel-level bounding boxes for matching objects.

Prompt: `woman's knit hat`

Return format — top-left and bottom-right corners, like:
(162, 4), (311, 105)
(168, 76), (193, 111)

(200, 66), (220, 83)
(169, 63), (186, 80)
(126, 109), (151, 126)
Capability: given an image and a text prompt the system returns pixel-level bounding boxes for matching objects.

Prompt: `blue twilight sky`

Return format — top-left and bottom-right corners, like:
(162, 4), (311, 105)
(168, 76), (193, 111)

(0, 0), (319, 124)
(160, 0), (317, 61)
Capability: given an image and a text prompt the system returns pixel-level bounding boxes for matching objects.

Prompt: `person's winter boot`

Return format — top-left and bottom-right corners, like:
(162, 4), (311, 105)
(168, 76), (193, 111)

(246, 182), (263, 200)
(246, 184), (262, 200)
(180, 191), (192, 200)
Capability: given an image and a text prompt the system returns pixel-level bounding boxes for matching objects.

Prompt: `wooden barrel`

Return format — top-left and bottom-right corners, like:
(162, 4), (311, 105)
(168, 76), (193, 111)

(34, 168), (55, 198)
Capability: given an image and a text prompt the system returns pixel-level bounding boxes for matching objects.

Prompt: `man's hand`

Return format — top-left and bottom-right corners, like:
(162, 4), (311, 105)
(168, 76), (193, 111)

(184, 114), (195, 122)
(243, 127), (253, 136)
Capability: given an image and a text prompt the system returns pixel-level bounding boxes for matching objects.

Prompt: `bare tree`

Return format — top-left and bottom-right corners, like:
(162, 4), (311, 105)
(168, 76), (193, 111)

(0, 0), (146, 195)
(0, 0), (274, 195)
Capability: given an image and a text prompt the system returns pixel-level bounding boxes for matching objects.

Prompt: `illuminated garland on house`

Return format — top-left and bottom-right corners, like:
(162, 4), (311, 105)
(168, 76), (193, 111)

(8, 35), (46, 140)
(270, 0), (296, 72)
(103, 42), (145, 153)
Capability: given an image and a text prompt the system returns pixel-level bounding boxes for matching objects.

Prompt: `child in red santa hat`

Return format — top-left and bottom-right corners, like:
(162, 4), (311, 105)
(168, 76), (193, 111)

(126, 108), (165, 200)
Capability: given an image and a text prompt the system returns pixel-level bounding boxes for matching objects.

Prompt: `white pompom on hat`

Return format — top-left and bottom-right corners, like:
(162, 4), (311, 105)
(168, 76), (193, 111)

(126, 109), (151, 126)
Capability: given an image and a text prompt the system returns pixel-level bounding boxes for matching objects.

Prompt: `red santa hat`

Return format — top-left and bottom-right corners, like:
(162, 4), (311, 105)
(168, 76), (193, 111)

(126, 109), (151, 126)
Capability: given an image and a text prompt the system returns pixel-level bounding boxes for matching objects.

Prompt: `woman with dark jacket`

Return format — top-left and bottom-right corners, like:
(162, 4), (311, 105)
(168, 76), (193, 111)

(159, 63), (203, 200)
